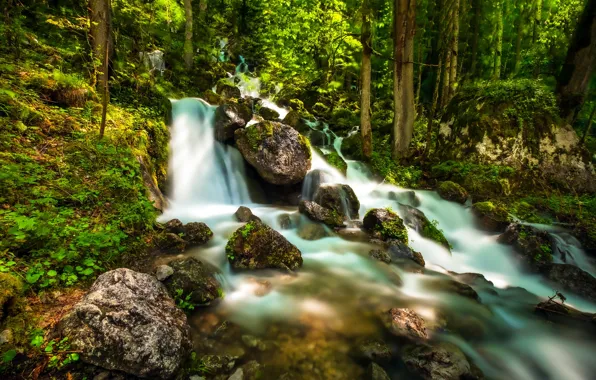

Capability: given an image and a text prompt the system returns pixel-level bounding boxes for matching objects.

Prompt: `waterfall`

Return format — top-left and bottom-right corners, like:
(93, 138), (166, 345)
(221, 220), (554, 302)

(168, 98), (252, 207)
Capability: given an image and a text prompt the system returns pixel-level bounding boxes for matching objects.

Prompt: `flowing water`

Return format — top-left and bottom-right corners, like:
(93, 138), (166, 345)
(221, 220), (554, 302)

(160, 89), (596, 379)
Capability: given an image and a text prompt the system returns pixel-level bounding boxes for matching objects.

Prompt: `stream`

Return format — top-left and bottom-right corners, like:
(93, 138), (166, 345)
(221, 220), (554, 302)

(158, 91), (596, 379)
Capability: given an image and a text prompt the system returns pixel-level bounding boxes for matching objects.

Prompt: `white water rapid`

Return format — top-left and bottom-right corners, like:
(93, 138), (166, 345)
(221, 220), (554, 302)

(159, 77), (596, 379)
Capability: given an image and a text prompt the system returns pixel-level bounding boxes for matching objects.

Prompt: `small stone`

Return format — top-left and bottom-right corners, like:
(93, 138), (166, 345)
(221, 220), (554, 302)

(93, 372), (111, 380)
(369, 249), (391, 264)
(384, 308), (428, 340)
(367, 363), (390, 380)
(165, 219), (184, 234)
(228, 368), (244, 380)
(235, 206), (261, 223)
(0, 329), (13, 345)
(155, 265), (174, 281)
(359, 340), (392, 362)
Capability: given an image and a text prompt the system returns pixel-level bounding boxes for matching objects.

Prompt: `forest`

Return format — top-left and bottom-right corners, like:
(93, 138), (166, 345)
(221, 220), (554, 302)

(1, 0), (595, 379)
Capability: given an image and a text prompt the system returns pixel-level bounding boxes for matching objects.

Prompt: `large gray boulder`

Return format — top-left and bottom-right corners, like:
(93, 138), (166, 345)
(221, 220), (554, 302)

(402, 342), (474, 380)
(55, 269), (191, 379)
(235, 121), (311, 185)
(314, 183), (360, 220)
(299, 200), (344, 228)
(214, 103), (253, 143)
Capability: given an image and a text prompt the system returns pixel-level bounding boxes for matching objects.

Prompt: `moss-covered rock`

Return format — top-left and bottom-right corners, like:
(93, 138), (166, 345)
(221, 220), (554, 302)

(472, 201), (511, 232)
(299, 200), (344, 228)
(498, 223), (554, 270)
(312, 102), (330, 116)
(214, 103), (253, 143)
(203, 89), (223, 105)
(226, 220), (303, 271)
(437, 181), (469, 204)
(363, 208), (408, 243)
(323, 151), (347, 175)
(184, 222), (213, 246)
(399, 205), (450, 250)
(155, 232), (188, 254)
(235, 121), (311, 185)
(162, 257), (223, 305)
(259, 107), (280, 121)
(313, 183), (360, 220)
(386, 240), (425, 267)
(340, 133), (364, 160)
(235, 206), (262, 223)
(216, 81), (241, 100)
(402, 342), (476, 380)
(0, 273), (24, 323)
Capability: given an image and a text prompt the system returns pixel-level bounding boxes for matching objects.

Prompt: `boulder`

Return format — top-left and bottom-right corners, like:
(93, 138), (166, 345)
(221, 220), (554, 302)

(384, 308), (428, 340)
(367, 363), (391, 380)
(282, 110), (310, 134)
(340, 133), (363, 160)
(184, 222), (213, 246)
(363, 208), (408, 243)
(202, 89), (222, 105)
(0, 273), (23, 323)
(162, 257), (223, 305)
(226, 220), (303, 271)
(314, 184), (360, 220)
(358, 340), (392, 363)
(155, 265), (174, 281)
(216, 82), (241, 99)
(498, 223), (553, 270)
(398, 205), (450, 250)
(369, 249), (391, 264)
(235, 206), (262, 223)
(298, 223), (331, 241)
(301, 169), (332, 201)
(437, 181), (468, 204)
(299, 200), (344, 228)
(401, 342), (473, 380)
(55, 269), (191, 379)
(235, 121), (311, 185)
(259, 107), (280, 121)
(155, 232), (188, 254)
(278, 213), (293, 229)
(214, 103), (253, 143)
(540, 264), (596, 302)
(386, 240), (425, 267)
(472, 201), (511, 232)
(165, 219), (184, 234)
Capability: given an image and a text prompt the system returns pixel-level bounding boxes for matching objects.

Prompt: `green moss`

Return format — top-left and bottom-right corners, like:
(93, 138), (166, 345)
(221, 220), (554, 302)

(422, 220), (451, 249)
(437, 181), (468, 203)
(246, 121), (275, 150)
(324, 151), (346, 174)
(298, 133), (312, 159)
(312, 102), (330, 116)
(473, 201), (497, 214)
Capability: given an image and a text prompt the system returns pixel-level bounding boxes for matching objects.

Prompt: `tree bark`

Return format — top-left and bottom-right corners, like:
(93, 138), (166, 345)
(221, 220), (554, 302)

(470, 0), (481, 77)
(580, 104), (596, 144)
(532, 0), (542, 44)
(448, 0), (459, 100)
(392, 0), (417, 159)
(183, 0), (193, 70)
(493, 0), (503, 79)
(360, 0), (373, 159)
(556, 0), (596, 122)
(513, 1), (525, 76)
(425, 50), (443, 155)
(88, 0), (111, 91)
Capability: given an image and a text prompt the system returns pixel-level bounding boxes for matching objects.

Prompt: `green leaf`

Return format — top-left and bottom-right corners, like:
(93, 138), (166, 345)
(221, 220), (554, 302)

(47, 270), (58, 277)
(2, 349), (17, 363)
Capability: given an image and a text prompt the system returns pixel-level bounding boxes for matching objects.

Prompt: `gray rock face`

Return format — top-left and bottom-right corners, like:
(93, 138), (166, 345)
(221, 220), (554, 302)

(384, 308), (428, 340)
(314, 184), (360, 220)
(184, 222), (214, 246)
(235, 206), (262, 223)
(299, 200), (344, 228)
(235, 121), (311, 185)
(56, 269), (191, 379)
(541, 263), (596, 302)
(369, 249), (391, 264)
(386, 240), (425, 267)
(162, 257), (223, 305)
(402, 342), (473, 380)
(214, 103), (253, 143)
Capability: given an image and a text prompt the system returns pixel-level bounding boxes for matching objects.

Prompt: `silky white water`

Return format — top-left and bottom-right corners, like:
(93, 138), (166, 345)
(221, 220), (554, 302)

(160, 88), (596, 378)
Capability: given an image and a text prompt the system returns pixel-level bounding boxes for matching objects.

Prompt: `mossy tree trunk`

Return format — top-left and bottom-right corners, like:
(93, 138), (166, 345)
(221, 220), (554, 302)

(392, 0), (417, 159)
(448, 0), (459, 100)
(184, 0), (193, 70)
(512, 1), (526, 77)
(556, 0), (596, 122)
(88, 0), (111, 92)
(532, 0), (542, 43)
(360, 0), (373, 159)
(469, 0), (482, 77)
(493, 0), (503, 79)
(580, 103), (596, 144)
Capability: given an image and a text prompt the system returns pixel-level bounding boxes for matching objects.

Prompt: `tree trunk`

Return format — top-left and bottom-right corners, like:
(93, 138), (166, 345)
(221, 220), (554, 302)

(513, 1), (525, 76)
(532, 0), (542, 43)
(556, 0), (596, 122)
(392, 0), (417, 159)
(493, 0), (503, 79)
(183, 0), (193, 70)
(425, 50), (443, 155)
(99, 40), (109, 139)
(470, 0), (481, 77)
(360, 0), (373, 159)
(88, 0), (111, 91)
(580, 104), (596, 144)
(449, 0), (459, 100)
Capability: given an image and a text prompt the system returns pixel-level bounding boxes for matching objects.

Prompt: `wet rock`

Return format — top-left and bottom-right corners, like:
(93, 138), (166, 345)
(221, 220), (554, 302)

(185, 222), (214, 246)
(200, 355), (239, 375)
(162, 257), (223, 305)
(402, 342), (473, 380)
(278, 213), (293, 229)
(203, 89), (222, 105)
(0, 273), (23, 323)
(298, 223), (331, 241)
(398, 205), (450, 250)
(241, 361), (263, 380)
(540, 264), (596, 302)
(367, 363), (390, 380)
(155, 265), (174, 281)
(363, 208), (408, 243)
(369, 249), (391, 264)
(235, 206), (262, 223)
(228, 368), (244, 380)
(341, 132), (363, 160)
(259, 107), (280, 121)
(55, 269), (191, 379)
(358, 340), (392, 362)
(472, 201), (511, 232)
(214, 103), (253, 143)
(314, 184), (360, 219)
(427, 278), (480, 302)
(216, 82), (241, 99)
(386, 240), (425, 267)
(498, 223), (554, 270)
(301, 169), (331, 201)
(336, 227), (370, 242)
(165, 219), (184, 234)
(535, 299), (596, 327)
(235, 121), (311, 185)
(384, 308), (428, 340)
(155, 233), (188, 254)
(323, 151), (348, 175)
(437, 181), (469, 204)
(241, 335), (266, 351)
(299, 200), (344, 227)
(389, 190), (420, 207)
(226, 220), (303, 271)
(0, 329), (13, 345)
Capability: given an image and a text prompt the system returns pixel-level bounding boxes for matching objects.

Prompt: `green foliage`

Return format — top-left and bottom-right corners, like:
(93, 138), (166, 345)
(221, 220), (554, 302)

(174, 288), (195, 312)
(370, 142), (422, 189)
(241, 221), (256, 238)
(324, 151), (347, 174)
(422, 220), (451, 249)
(42, 337), (79, 369)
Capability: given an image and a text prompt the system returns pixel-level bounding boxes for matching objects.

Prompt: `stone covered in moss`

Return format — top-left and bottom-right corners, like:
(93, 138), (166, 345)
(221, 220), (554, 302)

(472, 201), (511, 232)
(363, 208), (408, 243)
(259, 106), (280, 121)
(299, 200), (344, 228)
(498, 223), (554, 270)
(184, 222), (213, 246)
(437, 181), (469, 204)
(323, 151), (348, 175)
(216, 81), (241, 99)
(214, 103), (253, 143)
(340, 133), (364, 160)
(235, 121), (311, 185)
(402, 342), (475, 380)
(203, 89), (222, 105)
(162, 257), (223, 305)
(314, 184), (360, 220)
(399, 205), (450, 250)
(312, 102), (330, 116)
(386, 240), (425, 267)
(226, 220), (303, 271)
(0, 273), (24, 323)
(540, 264), (596, 302)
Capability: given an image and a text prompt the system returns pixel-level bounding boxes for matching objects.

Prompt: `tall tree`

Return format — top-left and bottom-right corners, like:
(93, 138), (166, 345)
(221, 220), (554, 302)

(532, 0), (543, 43)
(360, 0), (373, 159)
(493, 0), (503, 79)
(88, 0), (111, 139)
(469, 0), (482, 77)
(392, 0), (416, 159)
(183, 0), (193, 69)
(448, 0), (460, 100)
(580, 103), (596, 144)
(512, 0), (526, 77)
(557, 0), (596, 122)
